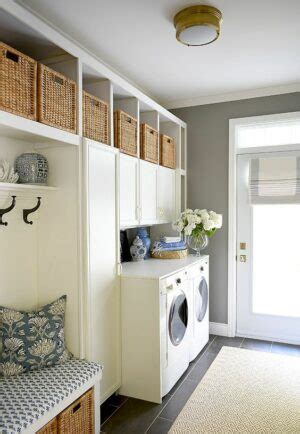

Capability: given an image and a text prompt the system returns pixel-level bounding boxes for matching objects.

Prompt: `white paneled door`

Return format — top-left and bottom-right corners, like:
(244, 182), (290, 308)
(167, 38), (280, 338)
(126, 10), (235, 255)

(120, 153), (139, 227)
(158, 166), (175, 223)
(85, 141), (120, 402)
(140, 160), (158, 225)
(237, 152), (300, 344)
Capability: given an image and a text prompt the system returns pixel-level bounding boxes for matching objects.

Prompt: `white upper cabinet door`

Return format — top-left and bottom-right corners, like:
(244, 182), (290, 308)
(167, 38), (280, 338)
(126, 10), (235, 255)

(158, 166), (176, 223)
(140, 160), (158, 225)
(86, 141), (120, 403)
(120, 154), (139, 227)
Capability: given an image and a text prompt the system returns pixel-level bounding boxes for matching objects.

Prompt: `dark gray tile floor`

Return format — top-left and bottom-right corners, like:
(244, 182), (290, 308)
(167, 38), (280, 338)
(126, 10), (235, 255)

(101, 336), (300, 433)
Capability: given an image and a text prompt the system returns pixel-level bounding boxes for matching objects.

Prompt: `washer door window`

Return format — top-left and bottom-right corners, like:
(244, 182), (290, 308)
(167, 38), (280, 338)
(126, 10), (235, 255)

(169, 291), (188, 346)
(195, 277), (208, 322)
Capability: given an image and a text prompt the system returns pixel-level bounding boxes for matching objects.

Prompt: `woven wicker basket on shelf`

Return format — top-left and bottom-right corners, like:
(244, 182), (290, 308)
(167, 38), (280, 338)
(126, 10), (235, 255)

(37, 417), (57, 434)
(58, 388), (94, 434)
(38, 63), (77, 133)
(151, 249), (188, 259)
(114, 110), (137, 157)
(140, 123), (159, 164)
(83, 91), (109, 144)
(0, 42), (37, 120)
(160, 134), (176, 169)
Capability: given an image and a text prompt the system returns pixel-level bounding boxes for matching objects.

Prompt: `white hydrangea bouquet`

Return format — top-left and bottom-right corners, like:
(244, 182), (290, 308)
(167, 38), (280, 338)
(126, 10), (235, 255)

(173, 209), (222, 256)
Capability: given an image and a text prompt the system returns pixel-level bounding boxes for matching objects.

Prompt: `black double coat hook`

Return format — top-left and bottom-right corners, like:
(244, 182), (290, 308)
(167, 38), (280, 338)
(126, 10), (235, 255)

(0, 196), (16, 226)
(23, 197), (41, 225)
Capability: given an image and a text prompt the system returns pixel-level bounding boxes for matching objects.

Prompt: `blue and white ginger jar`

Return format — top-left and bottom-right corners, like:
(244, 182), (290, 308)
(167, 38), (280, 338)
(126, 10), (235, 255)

(130, 236), (147, 262)
(137, 227), (151, 258)
(15, 153), (48, 185)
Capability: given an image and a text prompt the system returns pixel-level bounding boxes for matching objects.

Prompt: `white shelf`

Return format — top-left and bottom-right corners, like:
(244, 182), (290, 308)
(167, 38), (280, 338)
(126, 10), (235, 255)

(0, 183), (59, 193)
(0, 111), (80, 146)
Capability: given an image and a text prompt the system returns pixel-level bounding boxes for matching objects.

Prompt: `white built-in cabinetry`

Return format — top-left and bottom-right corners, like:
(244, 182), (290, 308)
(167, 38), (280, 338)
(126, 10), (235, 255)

(0, 0), (187, 405)
(158, 166), (176, 223)
(83, 140), (120, 401)
(119, 154), (139, 227)
(139, 160), (158, 225)
(120, 157), (176, 228)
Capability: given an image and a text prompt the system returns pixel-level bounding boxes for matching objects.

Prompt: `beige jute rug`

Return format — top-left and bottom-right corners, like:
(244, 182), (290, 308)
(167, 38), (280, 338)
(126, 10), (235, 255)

(169, 346), (300, 433)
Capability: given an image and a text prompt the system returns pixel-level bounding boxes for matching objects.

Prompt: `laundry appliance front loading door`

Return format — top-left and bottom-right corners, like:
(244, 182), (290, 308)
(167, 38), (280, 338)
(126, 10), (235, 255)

(168, 289), (188, 346)
(195, 276), (208, 322)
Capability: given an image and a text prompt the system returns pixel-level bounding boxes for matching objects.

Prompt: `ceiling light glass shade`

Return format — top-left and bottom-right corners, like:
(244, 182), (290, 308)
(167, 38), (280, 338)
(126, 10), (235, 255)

(174, 5), (222, 46)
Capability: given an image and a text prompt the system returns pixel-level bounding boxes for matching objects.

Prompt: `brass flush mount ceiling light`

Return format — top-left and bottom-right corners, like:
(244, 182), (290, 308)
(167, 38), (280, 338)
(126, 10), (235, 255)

(174, 4), (222, 46)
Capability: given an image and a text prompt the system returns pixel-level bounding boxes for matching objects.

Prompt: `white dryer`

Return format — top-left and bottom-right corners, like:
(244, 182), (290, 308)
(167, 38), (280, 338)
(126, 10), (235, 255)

(161, 269), (190, 396)
(188, 256), (209, 361)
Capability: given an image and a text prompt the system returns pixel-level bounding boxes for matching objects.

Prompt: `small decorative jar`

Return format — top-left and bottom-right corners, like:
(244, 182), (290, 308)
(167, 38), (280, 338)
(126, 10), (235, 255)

(137, 227), (151, 259)
(130, 236), (147, 262)
(15, 153), (48, 185)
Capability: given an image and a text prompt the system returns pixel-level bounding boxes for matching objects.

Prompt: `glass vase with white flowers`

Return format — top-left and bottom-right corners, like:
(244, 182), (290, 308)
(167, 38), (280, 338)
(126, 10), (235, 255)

(173, 209), (222, 256)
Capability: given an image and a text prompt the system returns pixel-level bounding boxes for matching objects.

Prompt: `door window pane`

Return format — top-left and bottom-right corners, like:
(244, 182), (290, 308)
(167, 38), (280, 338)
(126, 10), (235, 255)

(237, 120), (300, 148)
(252, 204), (300, 317)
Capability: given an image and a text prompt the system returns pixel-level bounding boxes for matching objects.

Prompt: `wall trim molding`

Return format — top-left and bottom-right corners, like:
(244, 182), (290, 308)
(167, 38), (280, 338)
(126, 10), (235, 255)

(209, 322), (229, 337)
(164, 83), (300, 109)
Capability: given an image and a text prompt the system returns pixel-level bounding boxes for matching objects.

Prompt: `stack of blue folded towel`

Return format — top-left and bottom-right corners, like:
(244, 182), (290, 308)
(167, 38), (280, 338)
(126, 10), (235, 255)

(152, 236), (186, 252)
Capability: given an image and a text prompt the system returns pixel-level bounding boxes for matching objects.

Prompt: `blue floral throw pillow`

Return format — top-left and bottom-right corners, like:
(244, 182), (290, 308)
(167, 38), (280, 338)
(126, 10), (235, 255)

(0, 295), (71, 377)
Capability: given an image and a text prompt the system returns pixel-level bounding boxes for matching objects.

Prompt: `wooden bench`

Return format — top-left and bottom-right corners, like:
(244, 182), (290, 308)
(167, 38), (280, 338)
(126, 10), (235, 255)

(0, 359), (102, 434)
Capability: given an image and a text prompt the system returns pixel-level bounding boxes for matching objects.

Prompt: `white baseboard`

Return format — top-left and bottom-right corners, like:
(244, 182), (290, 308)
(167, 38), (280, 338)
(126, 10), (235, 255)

(209, 322), (229, 337)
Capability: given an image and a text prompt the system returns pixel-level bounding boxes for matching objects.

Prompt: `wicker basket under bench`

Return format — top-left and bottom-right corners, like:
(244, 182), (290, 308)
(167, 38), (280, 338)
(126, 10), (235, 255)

(38, 388), (94, 434)
(0, 359), (102, 434)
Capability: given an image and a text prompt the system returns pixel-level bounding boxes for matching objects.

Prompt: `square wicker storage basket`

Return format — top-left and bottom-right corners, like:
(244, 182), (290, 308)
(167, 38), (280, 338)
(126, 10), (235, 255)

(140, 123), (159, 164)
(0, 42), (37, 120)
(114, 110), (137, 157)
(58, 388), (94, 434)
(160, 134), (176, 169)
(37, 417), (57, 434)
(38, 63), (77, 133)
(83, 91), (109, 144)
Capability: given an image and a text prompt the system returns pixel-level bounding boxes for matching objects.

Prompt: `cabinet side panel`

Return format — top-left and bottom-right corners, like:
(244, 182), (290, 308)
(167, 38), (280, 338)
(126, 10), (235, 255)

(88, 144), (120, 402)
(120, 277), (161, 403)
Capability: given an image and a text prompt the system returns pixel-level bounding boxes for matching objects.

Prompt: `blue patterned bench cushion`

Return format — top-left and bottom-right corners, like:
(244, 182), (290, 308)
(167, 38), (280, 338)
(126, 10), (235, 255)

(0, 358), (102, 434)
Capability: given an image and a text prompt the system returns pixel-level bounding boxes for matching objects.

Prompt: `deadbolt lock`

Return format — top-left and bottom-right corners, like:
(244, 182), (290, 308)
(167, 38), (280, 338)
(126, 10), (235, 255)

(240, 242), (246, 250)
(240, 255), (247, 262)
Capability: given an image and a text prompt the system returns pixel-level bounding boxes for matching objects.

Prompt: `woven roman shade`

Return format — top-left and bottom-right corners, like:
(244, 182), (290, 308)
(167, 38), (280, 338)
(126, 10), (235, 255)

(249, 155), (300, 204)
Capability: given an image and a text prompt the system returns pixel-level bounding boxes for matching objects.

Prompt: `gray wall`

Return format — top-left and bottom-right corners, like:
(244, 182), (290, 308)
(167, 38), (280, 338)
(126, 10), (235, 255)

(172, 92), (300, 324)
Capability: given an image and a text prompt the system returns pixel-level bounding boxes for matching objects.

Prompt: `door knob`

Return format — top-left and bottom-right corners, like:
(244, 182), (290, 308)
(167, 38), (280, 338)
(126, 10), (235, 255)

(240, 255), (247, 262)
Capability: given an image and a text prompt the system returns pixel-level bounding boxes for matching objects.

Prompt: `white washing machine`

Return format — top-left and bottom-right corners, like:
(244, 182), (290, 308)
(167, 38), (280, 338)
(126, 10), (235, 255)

(120, 263), (195, 403)
(160, 269), (190, 397)
(188, 256), (209, 361)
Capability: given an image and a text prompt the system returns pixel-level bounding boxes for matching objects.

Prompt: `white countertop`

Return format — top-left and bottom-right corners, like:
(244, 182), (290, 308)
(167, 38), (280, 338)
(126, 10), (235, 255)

(120, 254), (209, 279)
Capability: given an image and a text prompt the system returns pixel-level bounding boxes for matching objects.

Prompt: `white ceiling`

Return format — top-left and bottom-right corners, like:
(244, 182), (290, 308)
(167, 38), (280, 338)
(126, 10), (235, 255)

(18, 0), (300, 107)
